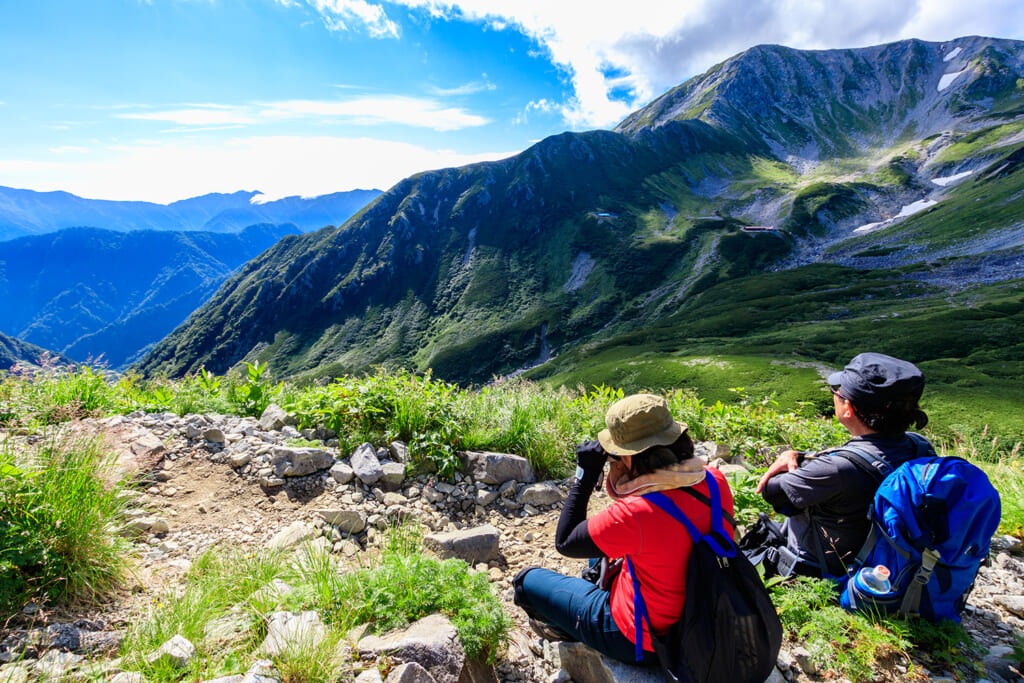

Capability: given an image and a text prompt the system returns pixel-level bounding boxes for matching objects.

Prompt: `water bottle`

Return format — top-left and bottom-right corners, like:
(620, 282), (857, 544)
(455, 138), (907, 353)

(856, 565), (892, 594)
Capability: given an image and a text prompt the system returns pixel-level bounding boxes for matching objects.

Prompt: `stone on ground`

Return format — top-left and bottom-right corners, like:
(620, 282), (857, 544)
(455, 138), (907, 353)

(463, 451), (536, 485)
(351, 442), (384, 485)
(259, 404), (289, 431)
(384, 661), (436, 682)
(557, 642), (663, 683)
(357, 614), (465, 683)
(518, 482), (564, 507)
(146, 634), (196, 670)
(268, 521), (319, 550)
(423, 525), (500, 564)
(270, 447), (334, 477)
(260, 611), (327, 657)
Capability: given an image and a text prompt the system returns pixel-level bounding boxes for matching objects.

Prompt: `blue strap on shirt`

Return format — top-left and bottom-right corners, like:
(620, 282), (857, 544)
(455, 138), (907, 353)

(625, 474), (736, 662)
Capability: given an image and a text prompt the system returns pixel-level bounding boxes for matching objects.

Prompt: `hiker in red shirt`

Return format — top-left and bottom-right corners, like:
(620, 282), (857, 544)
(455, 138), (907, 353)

(513, 394), (734, 665)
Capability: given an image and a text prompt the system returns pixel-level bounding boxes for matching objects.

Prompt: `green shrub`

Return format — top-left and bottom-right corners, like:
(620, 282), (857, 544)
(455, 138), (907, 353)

(0, 435), (130, 616)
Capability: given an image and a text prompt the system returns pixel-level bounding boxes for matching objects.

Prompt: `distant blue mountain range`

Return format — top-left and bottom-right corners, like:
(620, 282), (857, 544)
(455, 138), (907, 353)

(0, 224), (304, 368)
(0, 186), (382, 241)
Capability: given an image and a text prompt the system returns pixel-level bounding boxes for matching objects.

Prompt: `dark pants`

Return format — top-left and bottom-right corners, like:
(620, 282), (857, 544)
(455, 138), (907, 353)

(513, 567), (655, 667)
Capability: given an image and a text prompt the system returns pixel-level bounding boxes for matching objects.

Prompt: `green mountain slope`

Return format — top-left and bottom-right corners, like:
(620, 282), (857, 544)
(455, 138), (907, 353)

(0, 331), (69, 372)
(137, 36), (1024, 414)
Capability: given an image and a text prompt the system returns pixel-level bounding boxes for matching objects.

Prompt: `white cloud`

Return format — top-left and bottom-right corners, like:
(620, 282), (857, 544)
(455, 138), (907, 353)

(258, 97), (489, 130)
(281, 0), (400, 38)
(426, 79), (496, 96)
(113, 97), (489, 131)
(325, 0), (1024, 128)
(48, 146), (90, 154)
(0, 136), (516, 203)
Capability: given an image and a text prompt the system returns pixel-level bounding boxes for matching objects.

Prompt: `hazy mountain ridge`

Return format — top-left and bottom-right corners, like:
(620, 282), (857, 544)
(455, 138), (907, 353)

(136, 36), (1024, 383)
(0, 224), (301, 368)
(0, 330), (69, 372)
(0, 187), (382, 241)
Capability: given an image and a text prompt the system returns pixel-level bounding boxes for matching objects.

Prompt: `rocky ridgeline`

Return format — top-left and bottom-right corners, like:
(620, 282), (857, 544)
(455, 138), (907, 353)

(1, 405), (1022, 683)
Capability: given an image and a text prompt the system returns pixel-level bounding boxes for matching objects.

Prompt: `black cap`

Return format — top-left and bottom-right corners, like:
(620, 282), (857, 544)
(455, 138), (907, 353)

(828, 353), (924, 409)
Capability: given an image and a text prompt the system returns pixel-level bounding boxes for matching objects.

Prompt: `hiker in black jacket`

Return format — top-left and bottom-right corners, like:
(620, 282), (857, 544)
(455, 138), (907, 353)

(751, 352), (933, 578)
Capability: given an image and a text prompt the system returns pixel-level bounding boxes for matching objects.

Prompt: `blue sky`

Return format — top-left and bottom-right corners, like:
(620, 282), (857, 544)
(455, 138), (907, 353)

(1, 0), (1023, 203)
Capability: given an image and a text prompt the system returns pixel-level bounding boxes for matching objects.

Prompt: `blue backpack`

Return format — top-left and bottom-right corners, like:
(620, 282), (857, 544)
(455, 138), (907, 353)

(838, 455), (1001, 622)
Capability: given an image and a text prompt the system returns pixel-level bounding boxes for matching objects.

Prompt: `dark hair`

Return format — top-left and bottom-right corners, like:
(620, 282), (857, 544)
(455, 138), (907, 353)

(851, 396), (929, 434)
(630, 431), (695, 476)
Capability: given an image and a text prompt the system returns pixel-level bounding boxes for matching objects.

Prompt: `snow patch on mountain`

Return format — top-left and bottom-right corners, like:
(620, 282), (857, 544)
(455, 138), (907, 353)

(938, 70), (967, 92)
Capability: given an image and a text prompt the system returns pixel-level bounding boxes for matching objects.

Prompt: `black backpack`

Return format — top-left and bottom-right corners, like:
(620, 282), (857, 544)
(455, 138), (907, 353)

(627, 473), (783, 683)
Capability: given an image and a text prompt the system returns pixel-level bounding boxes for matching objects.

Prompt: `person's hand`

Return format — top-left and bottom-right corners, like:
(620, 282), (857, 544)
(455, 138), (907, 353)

(755, 449), (801, 494)
(575, 440), (608, 475)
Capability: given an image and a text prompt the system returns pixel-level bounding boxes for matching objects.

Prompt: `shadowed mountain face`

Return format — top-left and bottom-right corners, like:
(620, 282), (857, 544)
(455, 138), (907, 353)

(0, 188), (382, 242)
(0, 224), (301, 368)
(137, 36), (1024, 384)
(0, 331), (69, 372)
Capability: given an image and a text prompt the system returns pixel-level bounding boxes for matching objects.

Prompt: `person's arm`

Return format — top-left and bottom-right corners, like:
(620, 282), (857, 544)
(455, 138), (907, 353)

(761, 454), (843, 516)
(554, 440), (605, 558)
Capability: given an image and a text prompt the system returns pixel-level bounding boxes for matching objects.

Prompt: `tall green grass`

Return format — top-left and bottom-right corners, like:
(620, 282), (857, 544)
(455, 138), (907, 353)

(0, 434), (131, 615)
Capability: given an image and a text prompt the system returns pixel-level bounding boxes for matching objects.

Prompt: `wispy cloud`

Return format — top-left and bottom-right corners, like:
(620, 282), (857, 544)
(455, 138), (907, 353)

(115, 97), (489, 131)
(277, 0), (399, 38)
(426, 79), (497, 97)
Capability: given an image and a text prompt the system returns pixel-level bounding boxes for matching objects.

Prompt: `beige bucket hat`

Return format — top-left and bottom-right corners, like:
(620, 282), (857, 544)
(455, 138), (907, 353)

(597, 393), (687, 456)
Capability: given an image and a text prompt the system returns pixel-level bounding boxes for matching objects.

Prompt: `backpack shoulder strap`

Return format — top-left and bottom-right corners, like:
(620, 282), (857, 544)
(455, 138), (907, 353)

(645, 474), (737, 558)
(677, 485), (738, 529)
(831, 446), (892, 483)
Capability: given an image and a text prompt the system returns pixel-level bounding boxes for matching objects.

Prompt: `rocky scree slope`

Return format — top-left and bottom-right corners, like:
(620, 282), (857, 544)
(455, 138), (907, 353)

(1, 410), (1022, 683)
(137, 36), (1024, 384)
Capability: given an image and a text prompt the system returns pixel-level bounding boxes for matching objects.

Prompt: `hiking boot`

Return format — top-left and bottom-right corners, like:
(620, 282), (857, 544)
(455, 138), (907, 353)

(528, 617), (576, 642)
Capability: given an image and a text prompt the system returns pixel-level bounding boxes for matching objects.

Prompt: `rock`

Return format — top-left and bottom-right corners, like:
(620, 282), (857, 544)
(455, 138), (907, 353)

(110, 673), (148, 683)
(983, 645), (1019, 681)
(314, 509), (368, 534)
(241, 659), (280, 683)
(385, 662), (436, 683)
(146, 634), (196, 669)
(475, 489), (499, 507)
(355, 669), (385, 683)
(423, 525), (500, 564)
(204, 428), (226, 444)
(202, 676), (244, 683)
(695, 441), (730, 462)
(762, 668), (787, 683)
(383, 492), (407, 507)
(422, 486), (445, 504)
(791, 646), (816, 675)
(227, 452), (252, 468)
(268, 521), (319, 551)
(45, 623), (80, 652)
(260, 611), (327, 657)
(358, 614), (465, 683)
(994, 595), (1024, 617)
(351, 443), (384, 485)
(389, 441), (410, 463)
(0, 665), (30, 683)
(270, 447), (334, 477)
(259, 404), (289, 431)
(33, 650), (83, 678)
(204, 613), (252, 646)
(557, 642), (662, 683)
(330, 461), (355, 484)
(714, 462), (749, 476)
(382, 462), (407, 489)
(991, 534), (1023, 554)
(519, 483), (564, 507)
(79, 630), (124, 655)
(150, 519), (170, 533)
(463, 452), (536, 485)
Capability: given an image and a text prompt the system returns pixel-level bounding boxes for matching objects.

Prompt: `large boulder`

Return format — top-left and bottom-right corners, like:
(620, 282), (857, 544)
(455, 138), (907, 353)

(357, 614), (464, 683)
(259, 404), (289, 431)
(518, 482), (564, 507)
(463, 452), (535, 485)
(260, 611), (327, 657)
(351, 443), (384, 485)
(270, 447), (334, 477)
(268, 522), (319, 551)
(557, 642), (662, 683)
(423, 525), (500, 564)
(314, 509), (367, 534)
